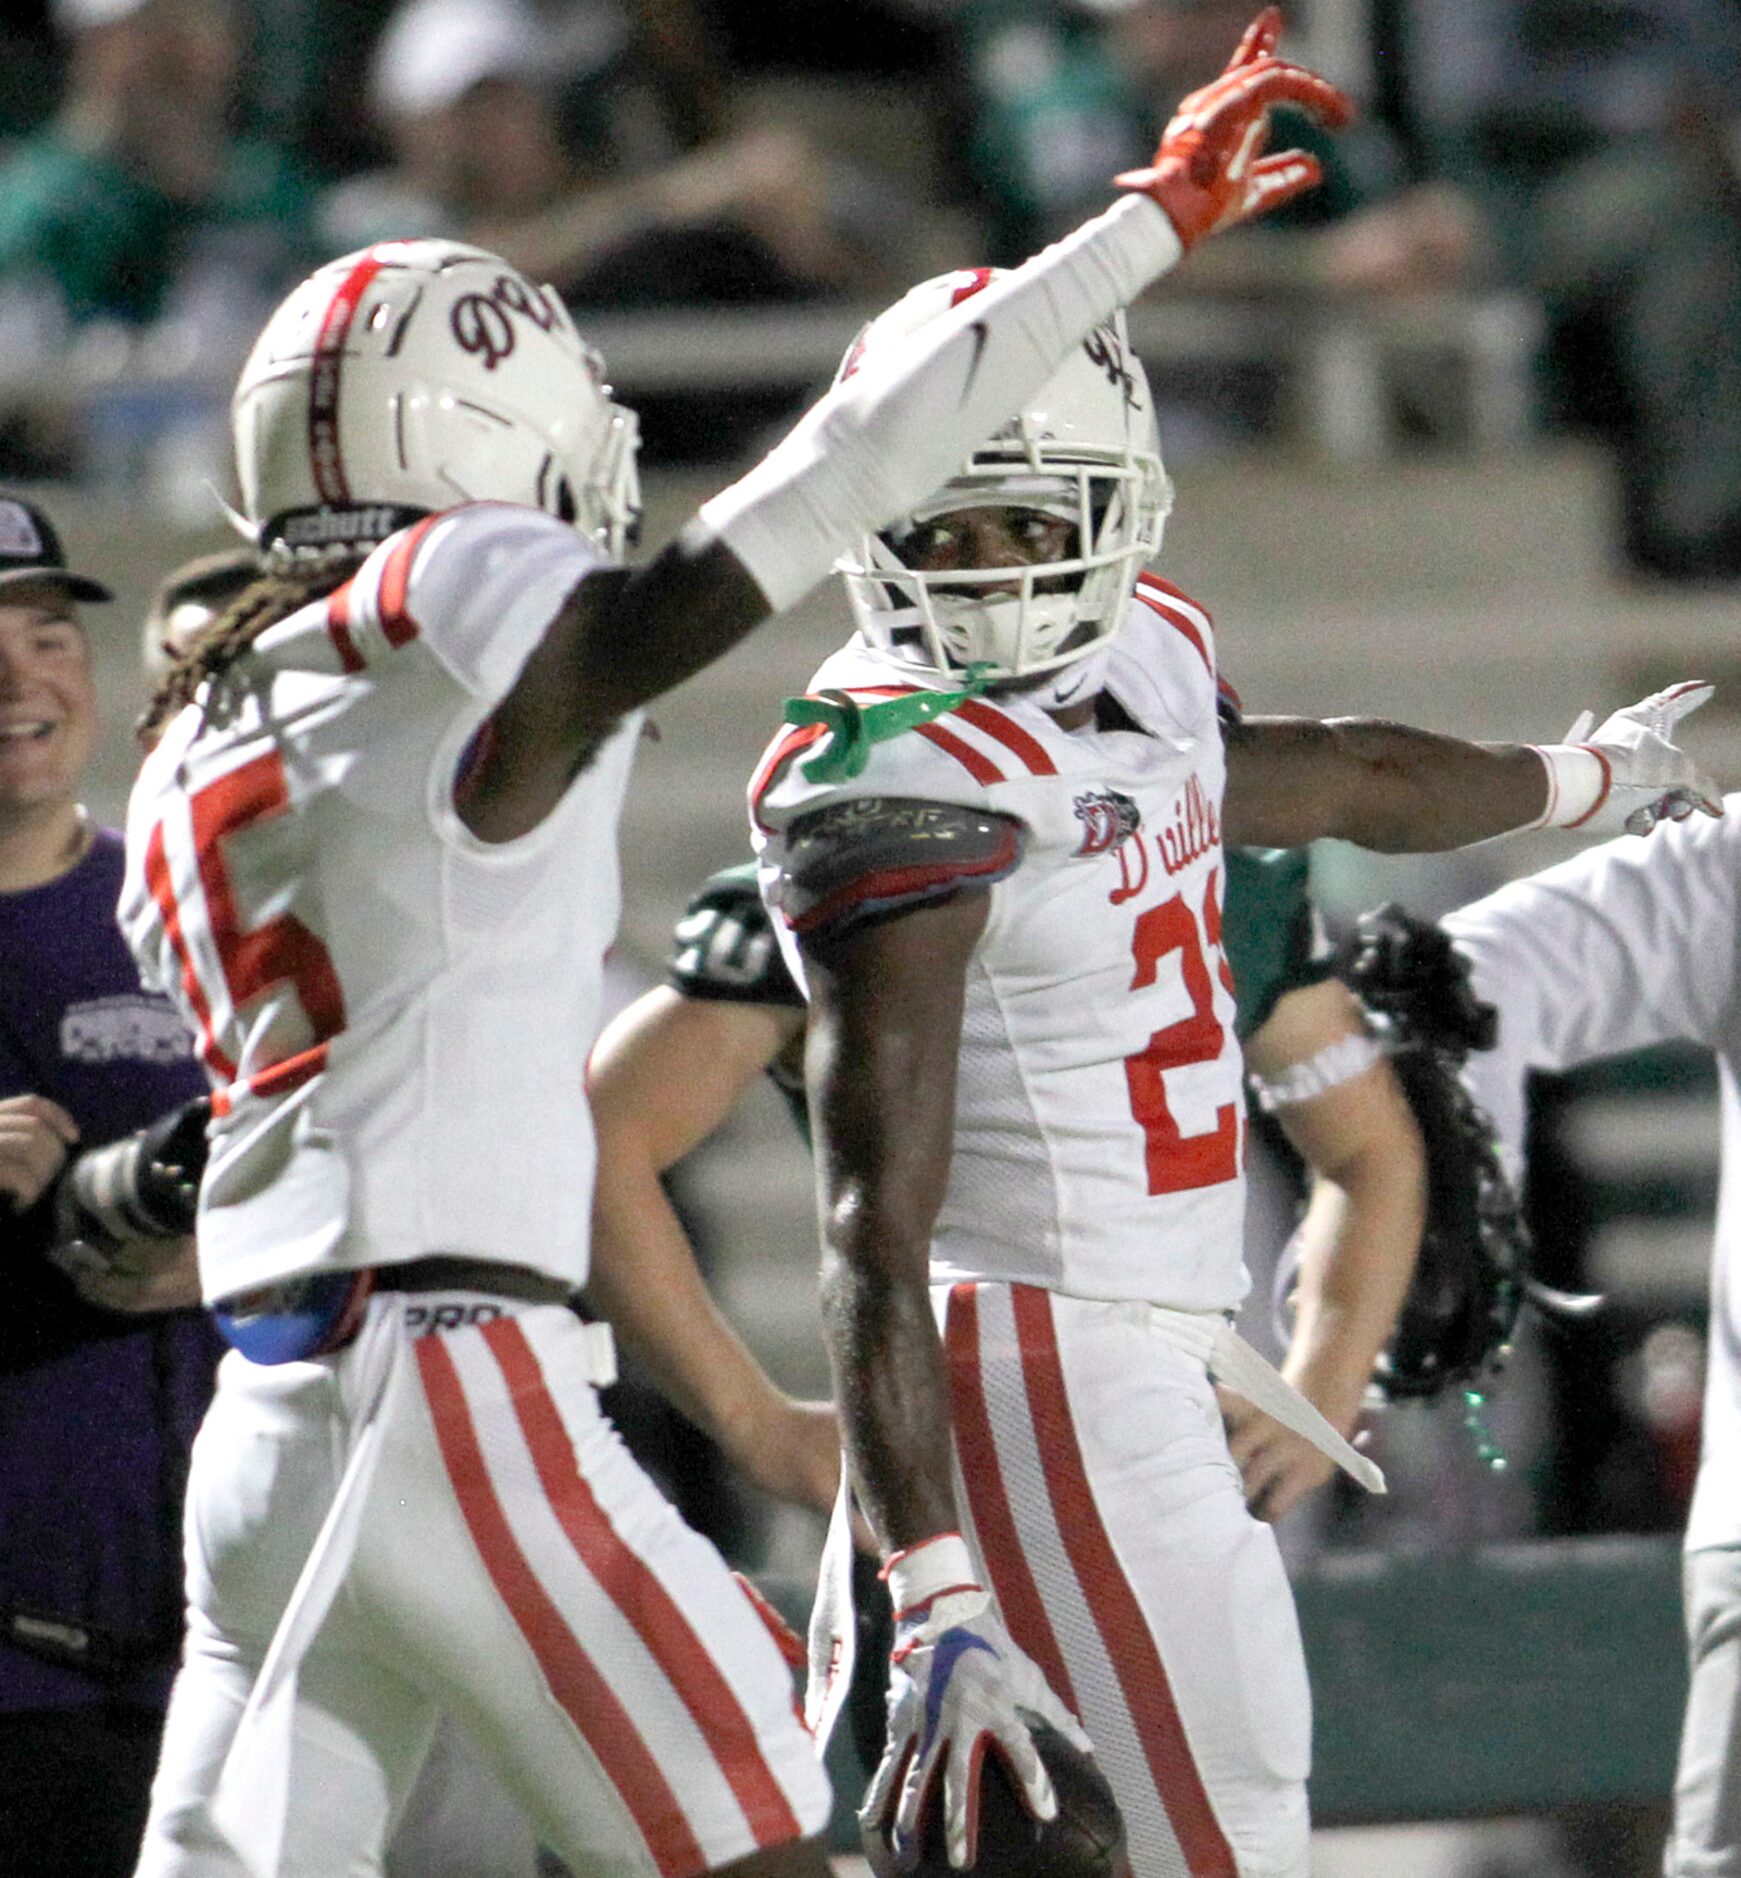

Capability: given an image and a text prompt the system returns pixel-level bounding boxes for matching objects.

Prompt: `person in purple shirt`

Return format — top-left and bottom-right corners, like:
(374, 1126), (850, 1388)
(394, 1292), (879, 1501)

(0, 493), (222, 1878)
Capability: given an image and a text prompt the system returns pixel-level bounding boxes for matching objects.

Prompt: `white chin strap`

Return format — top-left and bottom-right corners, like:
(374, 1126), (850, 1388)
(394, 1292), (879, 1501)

(1029, 643), (1113, 711)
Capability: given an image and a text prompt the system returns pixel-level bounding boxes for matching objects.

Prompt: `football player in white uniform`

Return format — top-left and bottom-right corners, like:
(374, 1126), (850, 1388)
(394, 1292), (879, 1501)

(116, 18), (1359, 1877)
(742, 88), (1722, 1878)
(1445, 813), (1741, 1878)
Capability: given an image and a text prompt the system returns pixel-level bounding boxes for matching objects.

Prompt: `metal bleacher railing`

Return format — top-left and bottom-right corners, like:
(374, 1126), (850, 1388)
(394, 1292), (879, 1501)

(0, 283), (1545, 511)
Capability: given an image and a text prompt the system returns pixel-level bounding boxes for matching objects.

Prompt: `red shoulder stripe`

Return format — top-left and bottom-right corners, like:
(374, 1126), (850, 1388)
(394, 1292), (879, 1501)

(1134, 577), (1214, 680)
(749, 721), (828, 830)
(1137, 570), (1213, 623)
(847, 683), (1017, 784)
(954, 698), (1057, 777)
(917, 721), (1004, 785)
(325, 581), (365, 673)
(376, 513), (444, 648)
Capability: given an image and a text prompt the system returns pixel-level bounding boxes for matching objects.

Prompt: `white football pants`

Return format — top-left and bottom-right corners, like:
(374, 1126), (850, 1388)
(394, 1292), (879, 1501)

(134, 1300), (830, 1878)
(1666, 1544), (1741, 1878)
(943, 1281), (1312, 1878)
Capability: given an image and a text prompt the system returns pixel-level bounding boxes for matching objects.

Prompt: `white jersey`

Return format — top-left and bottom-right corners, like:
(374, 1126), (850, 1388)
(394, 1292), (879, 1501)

(1444, 801), (1741, 1551)
(752, 576), (1249, 1310)
(120, 502), (640, 1302)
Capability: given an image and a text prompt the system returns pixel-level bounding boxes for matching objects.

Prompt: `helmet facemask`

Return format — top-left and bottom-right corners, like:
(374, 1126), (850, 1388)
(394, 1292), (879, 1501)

(835, 286), (1171, 689)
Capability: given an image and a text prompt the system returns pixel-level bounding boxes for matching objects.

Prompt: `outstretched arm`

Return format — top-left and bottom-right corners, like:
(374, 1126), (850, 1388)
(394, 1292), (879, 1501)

(464, 14), (1355, 840)
(1224, 683), (1721, 852)
(586, 987), (839, 1515)
(1223, 716), (1549, 851)
(1224, 979), (1425, 1520)
(1446, 807), (1740, 1180)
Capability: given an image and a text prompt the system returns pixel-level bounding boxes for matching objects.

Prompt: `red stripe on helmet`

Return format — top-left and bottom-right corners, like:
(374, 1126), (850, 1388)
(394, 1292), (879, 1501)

(949, 268), (997, 307)
(307, 252), (387, 507)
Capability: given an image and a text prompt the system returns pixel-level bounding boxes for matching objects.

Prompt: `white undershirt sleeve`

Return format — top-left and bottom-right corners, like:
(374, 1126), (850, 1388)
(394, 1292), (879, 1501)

(697, 194), (1184, 612)
(1443, 807), (1740, 1179)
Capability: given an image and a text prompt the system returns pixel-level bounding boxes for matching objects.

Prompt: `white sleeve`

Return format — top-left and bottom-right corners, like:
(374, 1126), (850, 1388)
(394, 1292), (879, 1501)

(1443, 806), (1741, 1179)
(698, 195), (1183, 611)
(346, 503), (607, 703)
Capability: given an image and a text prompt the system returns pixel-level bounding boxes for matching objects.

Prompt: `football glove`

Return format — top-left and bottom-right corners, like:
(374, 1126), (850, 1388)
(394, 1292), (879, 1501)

(1532, 681), (1722, 837)
(863, 1536), (1091, 1872)
(1115, 7), (1356, 248)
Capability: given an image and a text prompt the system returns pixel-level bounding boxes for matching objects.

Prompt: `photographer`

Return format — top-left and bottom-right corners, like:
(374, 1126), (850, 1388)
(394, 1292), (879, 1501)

(0, 493), (220, 1878)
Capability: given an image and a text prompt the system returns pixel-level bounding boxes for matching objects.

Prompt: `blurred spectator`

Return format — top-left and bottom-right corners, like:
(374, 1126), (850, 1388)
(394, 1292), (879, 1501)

(0, 3), (59, 145)
(1320, 0), (1741, 582)
(951, 0), (1400, 266)
(323, 0), (889, 309)
(0, 0), (314, 351)
(0, 493), (222, 1878)
(944, 0), (1408, 447)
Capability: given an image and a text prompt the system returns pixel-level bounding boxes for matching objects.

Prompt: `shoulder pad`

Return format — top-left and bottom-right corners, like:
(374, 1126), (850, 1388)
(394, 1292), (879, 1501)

(669, 865), (802, 1007)
(774, 798), (1025, 942)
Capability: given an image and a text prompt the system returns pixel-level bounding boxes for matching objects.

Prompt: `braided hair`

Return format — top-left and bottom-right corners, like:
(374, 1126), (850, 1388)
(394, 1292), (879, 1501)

(138, 548), (368, 742)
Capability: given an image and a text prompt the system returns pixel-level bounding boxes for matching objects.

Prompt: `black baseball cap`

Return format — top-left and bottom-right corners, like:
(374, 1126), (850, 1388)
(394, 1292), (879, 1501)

(0, 495), (113, 603)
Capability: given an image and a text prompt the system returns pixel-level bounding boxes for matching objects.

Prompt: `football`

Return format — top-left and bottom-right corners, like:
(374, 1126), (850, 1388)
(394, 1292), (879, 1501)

(862, 1718), (1127, 1878)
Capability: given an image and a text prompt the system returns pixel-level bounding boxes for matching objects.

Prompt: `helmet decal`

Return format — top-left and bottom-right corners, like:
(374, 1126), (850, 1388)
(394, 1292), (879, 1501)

(449, 273), (564, 370)
(236, 241), (642, 563)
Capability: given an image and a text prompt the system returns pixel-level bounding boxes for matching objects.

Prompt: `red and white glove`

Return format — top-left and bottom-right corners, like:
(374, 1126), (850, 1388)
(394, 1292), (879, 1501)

(1530, 681), (1723, 837)
(1114, 6), (1356, 249)
(860, 1534), (1091, 1872)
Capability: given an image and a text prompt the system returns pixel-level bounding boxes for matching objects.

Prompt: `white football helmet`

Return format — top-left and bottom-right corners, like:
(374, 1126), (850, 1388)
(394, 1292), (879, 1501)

(232, 241), (640, 561)
(837, 269), (1172, 687)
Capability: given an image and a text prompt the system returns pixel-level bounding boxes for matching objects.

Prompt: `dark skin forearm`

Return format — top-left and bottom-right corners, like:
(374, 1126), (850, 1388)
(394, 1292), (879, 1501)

(804, 889), (990, 1553)
(1223, 716), (1549, 852)
(455, 528), (769, 842)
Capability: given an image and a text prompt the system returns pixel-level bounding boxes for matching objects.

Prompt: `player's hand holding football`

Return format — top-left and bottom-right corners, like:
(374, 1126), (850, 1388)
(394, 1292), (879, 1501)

(1532, 681), (1723, 837)
(1115, 6), (1356, 248)
(863, 1533), (1091, 1871)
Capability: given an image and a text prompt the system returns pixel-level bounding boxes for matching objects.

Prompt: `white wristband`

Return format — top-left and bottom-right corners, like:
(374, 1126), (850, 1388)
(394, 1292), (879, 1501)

(1250, 1030), (1386, 1111)
(698, 193), (1183, 613)
(883, 1533), (982, 1620)
(1527, 744), (1612, 830)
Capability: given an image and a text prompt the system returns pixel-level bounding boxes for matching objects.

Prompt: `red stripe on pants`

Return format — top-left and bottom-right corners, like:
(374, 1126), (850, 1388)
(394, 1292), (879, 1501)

(415, 1334), (705, 1878)
(1010, 1285), (1238, 1877)
(943, 1283), (1079, 1713)
(481, 1318), (803, 1850)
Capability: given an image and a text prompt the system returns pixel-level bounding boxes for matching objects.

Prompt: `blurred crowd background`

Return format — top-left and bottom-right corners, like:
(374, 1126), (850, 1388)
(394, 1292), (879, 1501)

(5, 1), (1741, 1870)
